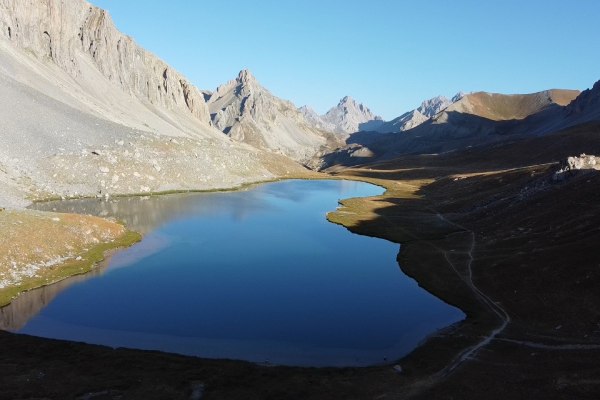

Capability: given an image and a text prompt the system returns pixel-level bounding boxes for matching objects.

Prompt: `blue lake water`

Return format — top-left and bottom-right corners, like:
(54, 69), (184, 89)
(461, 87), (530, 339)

(12, 180), (463, 366)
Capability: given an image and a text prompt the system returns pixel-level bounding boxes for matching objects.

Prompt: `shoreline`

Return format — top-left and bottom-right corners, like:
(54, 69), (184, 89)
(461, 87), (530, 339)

(0, 220), (141, 308)
(1, 171), (323, 305)
(326, 172), (496, 382)
(0, 209), (141, 307)
(27, 170), (326, 205)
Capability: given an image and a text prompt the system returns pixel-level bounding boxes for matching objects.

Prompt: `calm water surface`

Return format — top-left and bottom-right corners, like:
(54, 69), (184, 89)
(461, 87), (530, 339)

(9, 180), (463, 366)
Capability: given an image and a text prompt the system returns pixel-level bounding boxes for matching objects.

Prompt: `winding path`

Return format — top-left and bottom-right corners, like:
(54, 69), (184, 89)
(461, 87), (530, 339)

(431, 212), (600, 376)
(428, 213), (510, 376)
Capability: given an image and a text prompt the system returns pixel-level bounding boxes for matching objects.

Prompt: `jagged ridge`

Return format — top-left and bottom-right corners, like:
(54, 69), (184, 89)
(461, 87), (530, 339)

(206, 69), (342, 164)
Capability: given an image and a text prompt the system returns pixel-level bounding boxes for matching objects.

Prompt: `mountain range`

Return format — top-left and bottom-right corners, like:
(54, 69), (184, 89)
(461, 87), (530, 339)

(204, 69), (342, 165)
(323, 88), (583, 168)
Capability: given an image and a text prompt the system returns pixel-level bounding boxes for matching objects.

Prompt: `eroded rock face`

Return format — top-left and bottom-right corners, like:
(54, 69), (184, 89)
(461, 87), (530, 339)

(0, 0), (210, 123)
(417, 96), (452, 118)
(321, 96), (383, 134)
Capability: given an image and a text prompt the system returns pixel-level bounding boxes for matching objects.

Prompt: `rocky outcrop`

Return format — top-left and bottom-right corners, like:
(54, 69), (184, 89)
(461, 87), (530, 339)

(206, 69), (341, 164)
(0, 0), (211, 124)
(320, 96), (383, 133)
(553, 154), (600, 181)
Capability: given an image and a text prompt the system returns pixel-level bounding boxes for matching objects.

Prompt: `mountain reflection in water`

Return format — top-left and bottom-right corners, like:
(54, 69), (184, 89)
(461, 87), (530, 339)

(9, 180), (465, 367)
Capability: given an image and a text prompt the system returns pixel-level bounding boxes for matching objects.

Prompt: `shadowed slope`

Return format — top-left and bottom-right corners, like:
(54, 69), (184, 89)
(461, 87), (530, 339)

(322, 87), (588, 169)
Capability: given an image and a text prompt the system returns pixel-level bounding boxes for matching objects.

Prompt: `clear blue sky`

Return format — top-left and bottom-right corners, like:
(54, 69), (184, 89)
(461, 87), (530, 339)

(90, 0), (600, 120)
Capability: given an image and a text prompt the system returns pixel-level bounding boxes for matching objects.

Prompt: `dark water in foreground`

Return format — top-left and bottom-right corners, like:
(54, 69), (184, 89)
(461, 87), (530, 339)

(11, 180), (463, 366)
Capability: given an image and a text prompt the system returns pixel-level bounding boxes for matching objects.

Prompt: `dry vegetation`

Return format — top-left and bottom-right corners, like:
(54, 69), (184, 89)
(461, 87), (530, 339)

(0, 209), (140, 307)
(452, 89), (579, 121)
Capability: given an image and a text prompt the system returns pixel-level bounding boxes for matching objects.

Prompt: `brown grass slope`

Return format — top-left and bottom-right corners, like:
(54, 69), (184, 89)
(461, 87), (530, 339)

(447, 89), (579, 121)
(0, 209), (140, 307)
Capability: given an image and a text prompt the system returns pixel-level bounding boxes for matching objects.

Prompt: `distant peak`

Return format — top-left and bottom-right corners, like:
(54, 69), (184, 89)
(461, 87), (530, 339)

(339, 95), (355, 104)
(451, 91), (466, 102)
(237, 69), (256, 84)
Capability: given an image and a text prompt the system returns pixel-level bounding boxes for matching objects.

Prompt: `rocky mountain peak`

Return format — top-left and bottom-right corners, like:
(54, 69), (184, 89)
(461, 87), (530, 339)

(206, 71), (341, 163)
(417, 96), (452, 118)
(376, 93), (465, 134)
(339, 95), (354, 105)
(452, 91), (466, 103)
(237, 69), (256, 85)
(322, 96), (383, 133)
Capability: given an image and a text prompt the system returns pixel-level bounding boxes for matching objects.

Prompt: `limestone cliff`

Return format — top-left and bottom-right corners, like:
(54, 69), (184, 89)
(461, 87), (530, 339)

(0, 0), (210, 125)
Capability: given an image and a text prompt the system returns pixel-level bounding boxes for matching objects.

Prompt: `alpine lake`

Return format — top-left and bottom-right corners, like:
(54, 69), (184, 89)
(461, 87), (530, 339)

(3, 180), (464, 367)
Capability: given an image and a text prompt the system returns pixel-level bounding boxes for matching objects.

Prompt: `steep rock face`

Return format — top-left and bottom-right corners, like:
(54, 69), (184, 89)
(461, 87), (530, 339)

(321, 96), (383, 133)
(0, 0), (211, 125)
(207, 69), (340, 164)
(564, 80), (600, 123)
(417, 95), (452, 118)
